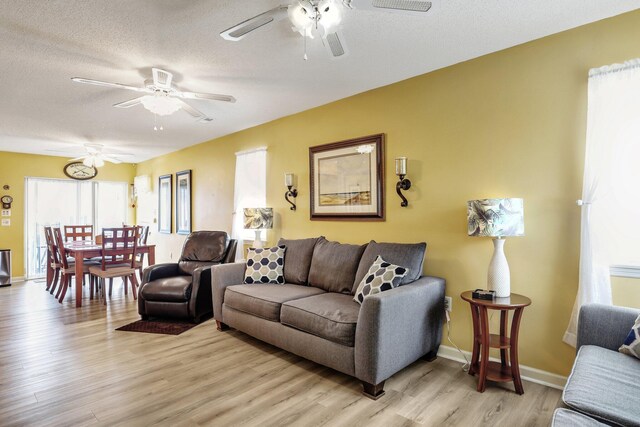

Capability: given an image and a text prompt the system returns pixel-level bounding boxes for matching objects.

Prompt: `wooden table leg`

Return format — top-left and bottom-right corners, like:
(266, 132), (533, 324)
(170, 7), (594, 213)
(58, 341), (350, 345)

(500, 310), (509, 367)
(74, 254), (83, 308)
(477, 306), (490, 392)
(147, 246), (155, 266)
(468, 305), (480, 376)
(510, 307), (525, 394)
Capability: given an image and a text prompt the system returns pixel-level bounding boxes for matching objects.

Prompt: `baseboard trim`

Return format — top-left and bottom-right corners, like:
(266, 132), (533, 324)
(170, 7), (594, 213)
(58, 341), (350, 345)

(437, 345), (567, 390)
(10, 276), (25, 283)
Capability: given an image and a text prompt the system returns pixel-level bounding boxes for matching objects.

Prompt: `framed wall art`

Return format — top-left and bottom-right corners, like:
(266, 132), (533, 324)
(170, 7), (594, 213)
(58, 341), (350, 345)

(175, 170), (192, 235)
(158, 174), (172, 233)
(309, 134), (385, 220)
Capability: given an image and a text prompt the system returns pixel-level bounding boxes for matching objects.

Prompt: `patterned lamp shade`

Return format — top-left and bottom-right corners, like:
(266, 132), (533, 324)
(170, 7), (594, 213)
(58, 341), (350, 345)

(243, 208), (273, 230)
(467, 198), (524, 238)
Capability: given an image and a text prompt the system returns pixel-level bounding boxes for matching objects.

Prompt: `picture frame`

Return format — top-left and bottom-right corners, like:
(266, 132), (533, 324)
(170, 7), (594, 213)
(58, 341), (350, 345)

(309, 134), (385, 220)
(158, 174), (172, 234)
(175, 170), (192, 235)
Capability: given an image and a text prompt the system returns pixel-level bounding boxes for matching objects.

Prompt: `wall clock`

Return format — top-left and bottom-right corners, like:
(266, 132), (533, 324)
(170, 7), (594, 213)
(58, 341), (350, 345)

(63, 162), (98, 180)
(1, 195), (13, 209)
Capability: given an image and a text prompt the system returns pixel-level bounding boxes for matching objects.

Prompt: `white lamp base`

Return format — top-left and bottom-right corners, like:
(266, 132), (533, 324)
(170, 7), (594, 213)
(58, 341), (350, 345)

(487, 238), (511, 297)
(252, 230), (263, 249)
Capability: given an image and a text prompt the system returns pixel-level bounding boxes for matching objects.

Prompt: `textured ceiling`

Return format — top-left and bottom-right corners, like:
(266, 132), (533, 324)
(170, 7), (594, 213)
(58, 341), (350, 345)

(1, 0), (639, 163)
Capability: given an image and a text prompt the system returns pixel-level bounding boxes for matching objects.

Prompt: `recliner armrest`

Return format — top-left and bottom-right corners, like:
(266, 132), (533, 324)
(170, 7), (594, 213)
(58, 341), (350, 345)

(142, 263), (182, 284)
(211, 262), (246, 322)
(354, 276), (445, 385)
(577, 304), (639, 351)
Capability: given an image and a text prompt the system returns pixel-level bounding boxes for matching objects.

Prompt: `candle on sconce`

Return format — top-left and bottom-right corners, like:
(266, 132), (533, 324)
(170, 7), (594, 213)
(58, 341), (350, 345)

(395, 157), (407, 176)
(285, 173), (293, 187)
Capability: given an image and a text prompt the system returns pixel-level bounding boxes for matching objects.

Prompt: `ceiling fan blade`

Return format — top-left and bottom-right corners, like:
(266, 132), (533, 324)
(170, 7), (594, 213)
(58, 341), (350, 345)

(68, 156), (87, 162)
(71, 77), (152, 93)
(175, 91), (236, 103)
(220, 5), (289, 41)
(101, 155), (122, 164)
(349, 0), (432, 14)
(323, 31), (348, 59)
(113, 97), (144, 108)
(178, 100), (207, 119)
(152, 68), (173, 90)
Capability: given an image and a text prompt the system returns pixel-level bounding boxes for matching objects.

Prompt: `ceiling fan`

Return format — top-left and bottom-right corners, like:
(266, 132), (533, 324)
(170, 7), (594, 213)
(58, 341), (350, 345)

(48, 143), (133, 168)
(71, 68), (236, 123)
(220, 0), (432, 59)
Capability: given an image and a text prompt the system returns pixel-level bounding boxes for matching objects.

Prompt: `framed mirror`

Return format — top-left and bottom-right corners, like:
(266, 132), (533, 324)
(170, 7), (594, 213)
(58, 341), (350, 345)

(158, 174), (172, 233)
(176, 170), (192, 235)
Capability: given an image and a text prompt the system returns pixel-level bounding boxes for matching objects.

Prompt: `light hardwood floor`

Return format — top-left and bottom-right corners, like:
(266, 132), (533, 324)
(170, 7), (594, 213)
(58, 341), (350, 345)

(0, 280), (561, 426)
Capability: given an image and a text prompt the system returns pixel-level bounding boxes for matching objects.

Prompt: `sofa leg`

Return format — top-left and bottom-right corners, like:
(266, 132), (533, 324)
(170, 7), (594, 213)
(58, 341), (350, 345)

(362, 381), (385, 400)
(216, 320), (229, 331)
(422, 349), (438, 362)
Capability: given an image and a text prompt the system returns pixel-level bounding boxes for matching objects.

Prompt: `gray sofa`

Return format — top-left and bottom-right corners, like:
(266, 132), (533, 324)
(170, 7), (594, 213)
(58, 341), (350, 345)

(211, 237), (445, 399)
(553, 304), (640, 426)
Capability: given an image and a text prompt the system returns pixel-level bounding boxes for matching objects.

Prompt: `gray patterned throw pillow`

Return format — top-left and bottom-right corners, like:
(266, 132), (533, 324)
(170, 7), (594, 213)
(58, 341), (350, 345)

(244, 245), (286, 284)
(353, 255), (408, 304)
(619, 314), (640, 359)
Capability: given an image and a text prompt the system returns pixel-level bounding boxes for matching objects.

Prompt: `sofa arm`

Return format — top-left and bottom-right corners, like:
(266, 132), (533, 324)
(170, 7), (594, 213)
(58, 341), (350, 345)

(354, 276), (445, 385)
(577, 303), (639, 351)
(211, 262), (246, 321)
(189, 266), (214, 319)
(142, 263), (181, 284)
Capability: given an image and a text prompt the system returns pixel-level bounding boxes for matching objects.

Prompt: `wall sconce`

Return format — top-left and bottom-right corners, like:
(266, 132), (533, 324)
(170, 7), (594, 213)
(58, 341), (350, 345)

(284, 173), (298, 211)
(130, 184), (137, 208)
(395, 157), (411, 207)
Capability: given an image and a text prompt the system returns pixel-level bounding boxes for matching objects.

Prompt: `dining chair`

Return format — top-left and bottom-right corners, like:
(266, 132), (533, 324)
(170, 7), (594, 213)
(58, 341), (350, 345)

(53, 227), (97, 303)
(115, 225), (149, 289)
(44, 226), (61, 293)
(89, 227), (139, 305)
(64, 225), (93, 242)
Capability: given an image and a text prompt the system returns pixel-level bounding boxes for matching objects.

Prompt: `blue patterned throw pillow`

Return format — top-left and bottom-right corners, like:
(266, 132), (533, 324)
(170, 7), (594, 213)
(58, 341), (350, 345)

(353, 255), (408, 305)
(244, 245), (286, 284)
(619, 314), (640, 359)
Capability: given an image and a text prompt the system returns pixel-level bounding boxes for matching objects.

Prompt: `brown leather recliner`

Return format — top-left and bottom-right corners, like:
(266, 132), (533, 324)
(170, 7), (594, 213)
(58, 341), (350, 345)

(138, 231), (237, 323)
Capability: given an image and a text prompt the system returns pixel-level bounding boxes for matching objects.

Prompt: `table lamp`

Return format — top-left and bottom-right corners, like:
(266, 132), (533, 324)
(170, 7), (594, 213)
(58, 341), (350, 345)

(467, 198), (524, 297)
(243, 207), (273, 249)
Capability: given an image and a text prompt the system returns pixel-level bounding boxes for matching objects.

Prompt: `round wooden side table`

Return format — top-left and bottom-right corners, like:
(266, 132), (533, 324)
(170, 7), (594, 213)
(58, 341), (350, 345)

(460, 291), (531, 394)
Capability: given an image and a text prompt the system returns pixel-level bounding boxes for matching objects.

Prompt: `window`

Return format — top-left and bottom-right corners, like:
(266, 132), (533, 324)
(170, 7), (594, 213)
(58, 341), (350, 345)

(232, 148), (267, 258)
(25, 177), (128, 278)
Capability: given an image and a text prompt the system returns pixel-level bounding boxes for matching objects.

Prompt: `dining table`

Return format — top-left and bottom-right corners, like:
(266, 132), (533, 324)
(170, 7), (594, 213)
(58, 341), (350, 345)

(46, 240), (156, 307)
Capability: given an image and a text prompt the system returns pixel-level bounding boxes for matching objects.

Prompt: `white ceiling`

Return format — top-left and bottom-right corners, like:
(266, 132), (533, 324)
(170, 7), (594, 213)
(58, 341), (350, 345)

(1, 0), (639, 163)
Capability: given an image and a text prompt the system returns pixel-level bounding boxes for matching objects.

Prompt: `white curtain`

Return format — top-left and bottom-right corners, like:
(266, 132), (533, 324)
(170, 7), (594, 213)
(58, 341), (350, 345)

(564, 59), (640, 346)
(232, 147), (267, 260)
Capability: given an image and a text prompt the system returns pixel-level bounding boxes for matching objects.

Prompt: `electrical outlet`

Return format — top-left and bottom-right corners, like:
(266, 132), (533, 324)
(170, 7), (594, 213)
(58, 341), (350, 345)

(444, 296), (452, 312)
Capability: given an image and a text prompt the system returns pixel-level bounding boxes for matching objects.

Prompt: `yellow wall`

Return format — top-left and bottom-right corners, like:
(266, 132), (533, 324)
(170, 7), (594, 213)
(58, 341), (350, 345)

(119, 10), (640, 376)
(0, 151), (136, 277)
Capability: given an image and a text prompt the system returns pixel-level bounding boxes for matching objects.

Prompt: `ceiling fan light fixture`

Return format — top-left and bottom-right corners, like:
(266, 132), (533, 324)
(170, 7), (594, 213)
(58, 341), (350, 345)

(82, 155), (104, 168)
(141, 93), (182, 116)
(288, 0), (342, 38)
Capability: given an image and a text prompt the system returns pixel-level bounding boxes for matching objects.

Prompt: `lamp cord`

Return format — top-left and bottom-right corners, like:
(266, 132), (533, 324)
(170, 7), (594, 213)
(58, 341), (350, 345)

(446, 310), (470, 373)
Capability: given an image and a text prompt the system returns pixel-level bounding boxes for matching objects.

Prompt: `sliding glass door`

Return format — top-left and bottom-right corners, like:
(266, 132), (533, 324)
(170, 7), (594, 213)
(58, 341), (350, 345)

(25, 178), (128, 278)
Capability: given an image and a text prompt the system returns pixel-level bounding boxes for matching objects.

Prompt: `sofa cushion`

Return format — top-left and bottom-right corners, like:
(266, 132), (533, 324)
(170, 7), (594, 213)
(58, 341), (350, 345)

(281, 293), (360, 347)
(308, 237), (367, 294)
(277, 237), (321, 285)
(552, 408), (607, 427)
(244, 246), (285, 284)
(224, 284), (325, 322)
(619, 313), (640, 359)
(353, 255), (407, 304)
(353, 241), (426, 293)
(140, 276), (192, 302)
(563, 345), (640, 426)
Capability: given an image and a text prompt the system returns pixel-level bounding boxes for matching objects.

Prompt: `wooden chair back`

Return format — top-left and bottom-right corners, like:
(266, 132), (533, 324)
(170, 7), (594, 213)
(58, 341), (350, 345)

(64, 225), (93, 242)
(52, 227), (70, 269)
(44, 226), (60, 266)
(99, 227), (138, 270)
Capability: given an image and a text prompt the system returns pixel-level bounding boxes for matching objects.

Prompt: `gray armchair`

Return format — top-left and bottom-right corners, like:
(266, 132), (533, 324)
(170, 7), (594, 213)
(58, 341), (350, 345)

(138, 231), (236, 323)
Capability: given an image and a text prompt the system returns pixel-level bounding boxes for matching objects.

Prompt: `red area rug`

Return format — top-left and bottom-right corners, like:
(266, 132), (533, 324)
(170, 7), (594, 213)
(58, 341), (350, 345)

(116, 319), (200, 335)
